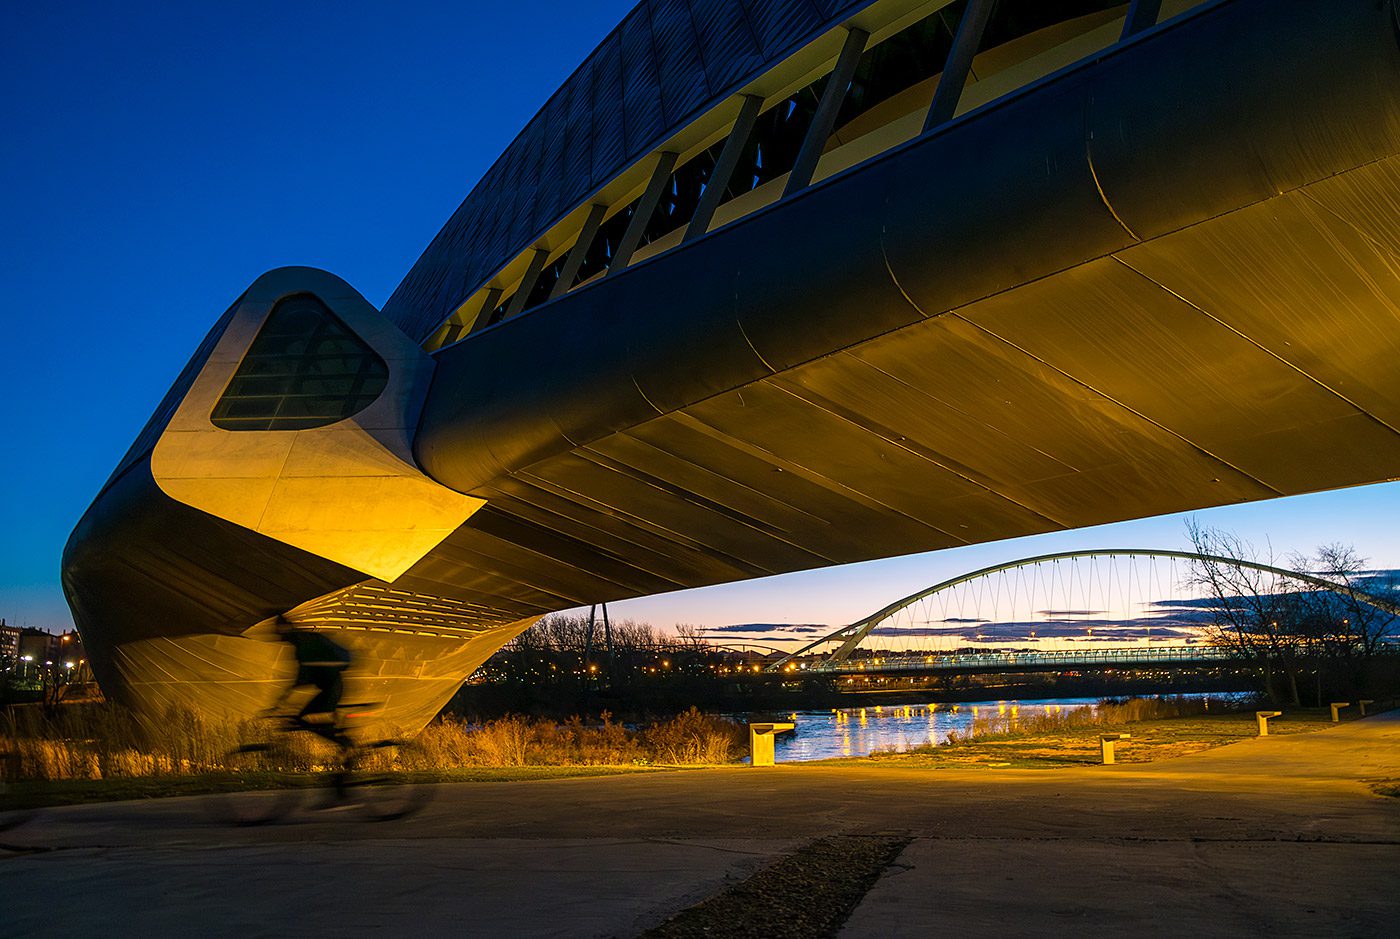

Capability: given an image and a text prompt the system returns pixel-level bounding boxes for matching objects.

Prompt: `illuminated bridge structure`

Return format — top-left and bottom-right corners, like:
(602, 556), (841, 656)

(770, 549), (1400, 675)
(788, 644), (1238, 678)
(63, 0), (1400, 732)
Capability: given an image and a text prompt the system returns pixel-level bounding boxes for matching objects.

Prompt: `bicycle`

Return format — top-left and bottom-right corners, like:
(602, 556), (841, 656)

(0, 749), (36, 833)
(206, 702), (434, 825)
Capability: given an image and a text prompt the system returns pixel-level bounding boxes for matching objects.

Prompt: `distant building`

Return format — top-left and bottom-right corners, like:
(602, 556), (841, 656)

(2, 625), (85, 668)
(0, 619), (19, 664)
(17, 628), (56, 665)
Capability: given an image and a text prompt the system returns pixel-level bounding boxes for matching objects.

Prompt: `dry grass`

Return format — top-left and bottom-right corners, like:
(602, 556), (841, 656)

(868, 697), (1334, 768)
(0, 704), (746, 782)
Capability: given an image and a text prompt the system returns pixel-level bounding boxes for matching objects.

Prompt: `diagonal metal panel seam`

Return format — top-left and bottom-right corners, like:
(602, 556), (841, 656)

(402, 540), (583, 609)
(590, 429), (846, 530)
(439, 511), (663, 602)
(470, 484), (723, 592)
(514, 466), (791, 577)
(1108, 253), (1400, 439)
(476, 408), (980, 579)
(575, 446), (823, 543)
(821, 350), (1080, 475)
(517, 454), (840, 575)
(487, 467), (794, 570)
(943, 311), (1285, 498)
(467, 501), (662, 577)
(764, 377), (1071, 527)
(490, 419), (940, 568)
(1295, 164), (1400, 263)
(571, 447), (846, 567)
(662, 409), (966, 543)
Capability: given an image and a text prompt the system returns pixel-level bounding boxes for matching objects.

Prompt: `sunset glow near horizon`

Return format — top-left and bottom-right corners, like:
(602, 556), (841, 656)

(591, 481), (1400, 643)
(4, 2), (1400, 636)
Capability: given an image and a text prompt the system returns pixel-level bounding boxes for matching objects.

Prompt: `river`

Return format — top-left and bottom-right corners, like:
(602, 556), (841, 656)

(746, 696), (1111, 762)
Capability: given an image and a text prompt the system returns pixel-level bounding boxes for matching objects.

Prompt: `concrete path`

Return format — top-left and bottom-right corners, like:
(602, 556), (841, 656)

(2, 713), (1397, 937)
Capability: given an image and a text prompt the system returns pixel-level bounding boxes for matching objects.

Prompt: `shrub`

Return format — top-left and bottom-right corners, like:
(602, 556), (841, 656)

(642, 707), (745, 764)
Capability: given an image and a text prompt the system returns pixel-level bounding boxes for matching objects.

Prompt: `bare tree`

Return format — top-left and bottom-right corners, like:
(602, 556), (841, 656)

(1186, 523), (1400, 702)
(1304, 544), (1400, 656)
(1288, 543), (1400, 697)
(1185, 521), (1306, 704)
(672, 624), (712, 651)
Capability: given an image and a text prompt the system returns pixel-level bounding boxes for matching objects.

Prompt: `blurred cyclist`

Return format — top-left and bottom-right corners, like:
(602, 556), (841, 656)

(273, 616), (352, 736)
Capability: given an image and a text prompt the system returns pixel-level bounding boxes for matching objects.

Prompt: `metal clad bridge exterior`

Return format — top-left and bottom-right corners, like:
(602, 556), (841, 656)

(381, 0), (871, 343)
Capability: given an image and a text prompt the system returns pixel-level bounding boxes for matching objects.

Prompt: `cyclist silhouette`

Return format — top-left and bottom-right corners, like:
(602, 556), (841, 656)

(273, 617), (352, 735)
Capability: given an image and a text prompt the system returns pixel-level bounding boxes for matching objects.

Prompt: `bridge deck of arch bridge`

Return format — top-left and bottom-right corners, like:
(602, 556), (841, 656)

(792, 644), (1237, 677)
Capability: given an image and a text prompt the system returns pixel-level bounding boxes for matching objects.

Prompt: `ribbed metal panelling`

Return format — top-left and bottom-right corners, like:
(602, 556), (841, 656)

(741, 0), (827, 55)
(692, 0), (767, 90)
(590, 34), (628, 180)
(382, 0), (874, 342)
(562, 69), (596, 214)
(651, 0), (717, 120)
(619, 9), (667, 154)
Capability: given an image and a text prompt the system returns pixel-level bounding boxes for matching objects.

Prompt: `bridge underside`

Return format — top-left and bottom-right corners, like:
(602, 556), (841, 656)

(414, 155), (1400, 625)
(410, 0), (1400, 627)
(63, 0), (1400, 731)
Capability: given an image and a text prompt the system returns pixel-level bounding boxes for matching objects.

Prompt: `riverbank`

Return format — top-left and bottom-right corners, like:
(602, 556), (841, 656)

(853, 705), (1339, 769)
(5, 713), (1398, 938)
(5, 697), (1338, 810)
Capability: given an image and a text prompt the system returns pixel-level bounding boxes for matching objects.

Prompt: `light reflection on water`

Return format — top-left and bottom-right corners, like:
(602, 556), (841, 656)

(762, 696), (1106, 762)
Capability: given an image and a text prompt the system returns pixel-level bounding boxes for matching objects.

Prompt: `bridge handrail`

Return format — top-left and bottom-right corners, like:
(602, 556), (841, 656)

(796, 643), (1237, 674)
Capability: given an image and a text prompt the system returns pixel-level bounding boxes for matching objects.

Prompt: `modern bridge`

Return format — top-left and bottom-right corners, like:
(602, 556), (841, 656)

(63, 0), (1400, 730)
(767, 548), (1400, 676)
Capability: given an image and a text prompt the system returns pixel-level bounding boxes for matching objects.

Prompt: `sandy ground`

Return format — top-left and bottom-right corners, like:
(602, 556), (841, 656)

(2, 712), (1397, 938)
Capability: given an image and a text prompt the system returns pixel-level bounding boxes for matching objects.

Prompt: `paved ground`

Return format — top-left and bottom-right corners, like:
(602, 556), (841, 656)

(2, 713), (1397, 937)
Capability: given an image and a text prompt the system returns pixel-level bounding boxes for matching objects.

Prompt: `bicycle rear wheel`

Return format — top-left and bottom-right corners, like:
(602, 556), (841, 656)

(205, 741), (305, 826)
(345, 739), (434, 822)
(0, 751), (35, 833)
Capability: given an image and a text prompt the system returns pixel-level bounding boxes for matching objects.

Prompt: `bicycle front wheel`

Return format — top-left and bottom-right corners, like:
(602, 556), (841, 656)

(205, 741), (305, 826)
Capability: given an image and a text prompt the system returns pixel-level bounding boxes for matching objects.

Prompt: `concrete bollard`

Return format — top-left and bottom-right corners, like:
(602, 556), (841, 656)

(1329, 702), (1351, 723)
(1358, 699), (1375, 717)
(1256, 710), (1282, 736)
(749, 722), (795, 767)
(1100, 733), (1130, 765)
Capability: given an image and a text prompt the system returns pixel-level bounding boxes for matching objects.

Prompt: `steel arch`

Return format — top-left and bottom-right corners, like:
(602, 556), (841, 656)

(770, 549), (1400, 670)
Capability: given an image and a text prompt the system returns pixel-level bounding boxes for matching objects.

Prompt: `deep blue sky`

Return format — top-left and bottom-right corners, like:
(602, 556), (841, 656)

(4, 0), (1400, 632)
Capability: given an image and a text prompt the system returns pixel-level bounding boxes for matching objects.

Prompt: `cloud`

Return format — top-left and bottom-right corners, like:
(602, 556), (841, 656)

(705, 623), (830, 635)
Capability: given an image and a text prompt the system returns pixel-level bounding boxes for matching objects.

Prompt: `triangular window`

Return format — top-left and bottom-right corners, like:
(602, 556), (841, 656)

(211, 294), (388, 431)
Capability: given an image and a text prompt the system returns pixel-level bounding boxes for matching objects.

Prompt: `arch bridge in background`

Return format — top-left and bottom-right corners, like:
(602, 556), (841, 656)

(770, 549), (1400, 672)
